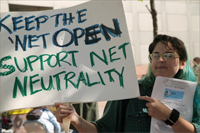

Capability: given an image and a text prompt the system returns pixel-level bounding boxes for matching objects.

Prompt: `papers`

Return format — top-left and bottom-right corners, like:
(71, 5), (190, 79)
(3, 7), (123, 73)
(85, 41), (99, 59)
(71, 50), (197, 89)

(150, 76), (197, 133)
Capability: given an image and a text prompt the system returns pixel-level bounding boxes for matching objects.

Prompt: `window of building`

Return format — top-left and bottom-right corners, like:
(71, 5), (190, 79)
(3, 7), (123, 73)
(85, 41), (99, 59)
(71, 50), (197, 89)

(9, 4), (53, 12)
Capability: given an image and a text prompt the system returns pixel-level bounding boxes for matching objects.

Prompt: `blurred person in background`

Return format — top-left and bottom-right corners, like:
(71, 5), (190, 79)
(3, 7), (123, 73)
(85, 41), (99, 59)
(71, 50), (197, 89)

(192, 57), (200, 74)
(23, 106), (61, 133)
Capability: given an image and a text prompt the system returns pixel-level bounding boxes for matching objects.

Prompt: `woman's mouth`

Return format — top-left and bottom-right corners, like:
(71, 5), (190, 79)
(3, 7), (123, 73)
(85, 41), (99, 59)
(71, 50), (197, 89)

(156, 66), (167, 69)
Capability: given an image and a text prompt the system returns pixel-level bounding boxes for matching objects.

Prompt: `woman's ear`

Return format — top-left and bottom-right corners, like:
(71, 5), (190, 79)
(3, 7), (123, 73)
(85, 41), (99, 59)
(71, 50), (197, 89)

(179, 61), (186, 70)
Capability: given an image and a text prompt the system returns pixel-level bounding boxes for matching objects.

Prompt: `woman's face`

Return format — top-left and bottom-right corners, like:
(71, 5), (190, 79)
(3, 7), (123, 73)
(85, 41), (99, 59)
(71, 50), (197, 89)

(195, 58), (200, 65)
(151, 41), (186, 78)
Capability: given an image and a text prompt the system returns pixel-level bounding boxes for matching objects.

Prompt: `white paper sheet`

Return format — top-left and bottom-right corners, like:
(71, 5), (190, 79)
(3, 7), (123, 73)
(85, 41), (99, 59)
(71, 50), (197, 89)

(150, 76), (197, 133)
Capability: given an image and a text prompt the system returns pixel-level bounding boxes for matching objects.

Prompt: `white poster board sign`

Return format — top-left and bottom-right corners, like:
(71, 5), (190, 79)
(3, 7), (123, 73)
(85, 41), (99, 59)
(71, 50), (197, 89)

(0, 0), (139, 113)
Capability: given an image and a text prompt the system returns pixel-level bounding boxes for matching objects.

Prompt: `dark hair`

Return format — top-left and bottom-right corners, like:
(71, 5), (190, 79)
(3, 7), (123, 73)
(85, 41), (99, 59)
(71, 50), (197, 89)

(193, 57), (200, 62)
(148, 34), (187, 62)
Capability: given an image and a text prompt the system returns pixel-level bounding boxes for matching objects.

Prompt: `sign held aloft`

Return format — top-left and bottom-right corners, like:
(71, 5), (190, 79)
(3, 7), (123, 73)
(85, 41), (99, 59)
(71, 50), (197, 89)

(0, 0), (139, 113)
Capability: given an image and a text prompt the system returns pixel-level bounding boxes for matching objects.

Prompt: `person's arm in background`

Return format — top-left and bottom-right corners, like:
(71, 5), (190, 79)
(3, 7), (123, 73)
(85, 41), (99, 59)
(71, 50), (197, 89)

(46, 109), (61, 133)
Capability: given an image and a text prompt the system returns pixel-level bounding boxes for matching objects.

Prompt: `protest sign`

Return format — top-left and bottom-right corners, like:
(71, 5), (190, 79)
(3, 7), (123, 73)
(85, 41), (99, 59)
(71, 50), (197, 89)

(0, 0), (139, 113)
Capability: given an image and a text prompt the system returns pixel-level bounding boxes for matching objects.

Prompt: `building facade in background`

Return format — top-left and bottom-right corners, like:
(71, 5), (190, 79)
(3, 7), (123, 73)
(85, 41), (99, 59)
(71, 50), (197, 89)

(1, 0), (199, 66)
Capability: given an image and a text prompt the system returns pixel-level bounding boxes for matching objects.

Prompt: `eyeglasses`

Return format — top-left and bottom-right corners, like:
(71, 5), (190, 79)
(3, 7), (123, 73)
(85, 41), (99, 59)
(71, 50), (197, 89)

(149, 53), (180, 60)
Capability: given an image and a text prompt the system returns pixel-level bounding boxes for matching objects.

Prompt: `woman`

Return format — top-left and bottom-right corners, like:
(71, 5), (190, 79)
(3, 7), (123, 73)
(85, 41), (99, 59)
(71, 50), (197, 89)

(54, 34), (200, 132)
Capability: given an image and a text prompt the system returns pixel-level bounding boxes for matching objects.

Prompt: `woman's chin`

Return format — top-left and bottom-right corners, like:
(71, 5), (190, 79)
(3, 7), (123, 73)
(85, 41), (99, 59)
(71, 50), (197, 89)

(155, 74), (167, 78)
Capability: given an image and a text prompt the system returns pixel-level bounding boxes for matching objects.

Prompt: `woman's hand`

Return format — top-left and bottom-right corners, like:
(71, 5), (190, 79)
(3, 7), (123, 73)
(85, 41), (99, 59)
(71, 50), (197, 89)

(139, 96), (172, 120)
(54, 102), (98, 132)
(54, 102), (79, 125)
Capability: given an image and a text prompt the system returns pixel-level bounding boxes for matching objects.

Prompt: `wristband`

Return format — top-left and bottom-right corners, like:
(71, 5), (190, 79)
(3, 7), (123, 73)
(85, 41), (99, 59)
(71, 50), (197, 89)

(165, 108), (180, 126)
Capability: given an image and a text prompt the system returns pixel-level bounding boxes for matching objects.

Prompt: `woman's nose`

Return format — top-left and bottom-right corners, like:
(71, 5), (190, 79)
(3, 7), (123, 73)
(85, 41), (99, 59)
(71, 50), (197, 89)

(158, 55), (165, 62)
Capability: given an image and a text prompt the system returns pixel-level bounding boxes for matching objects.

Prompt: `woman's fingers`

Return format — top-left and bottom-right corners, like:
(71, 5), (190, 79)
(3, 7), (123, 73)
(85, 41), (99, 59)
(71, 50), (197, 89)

(54, 102), (74, 123)
(139, 96), (171, 120)
(139, 96), (156, 103)
(54, 102), (65, 108)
